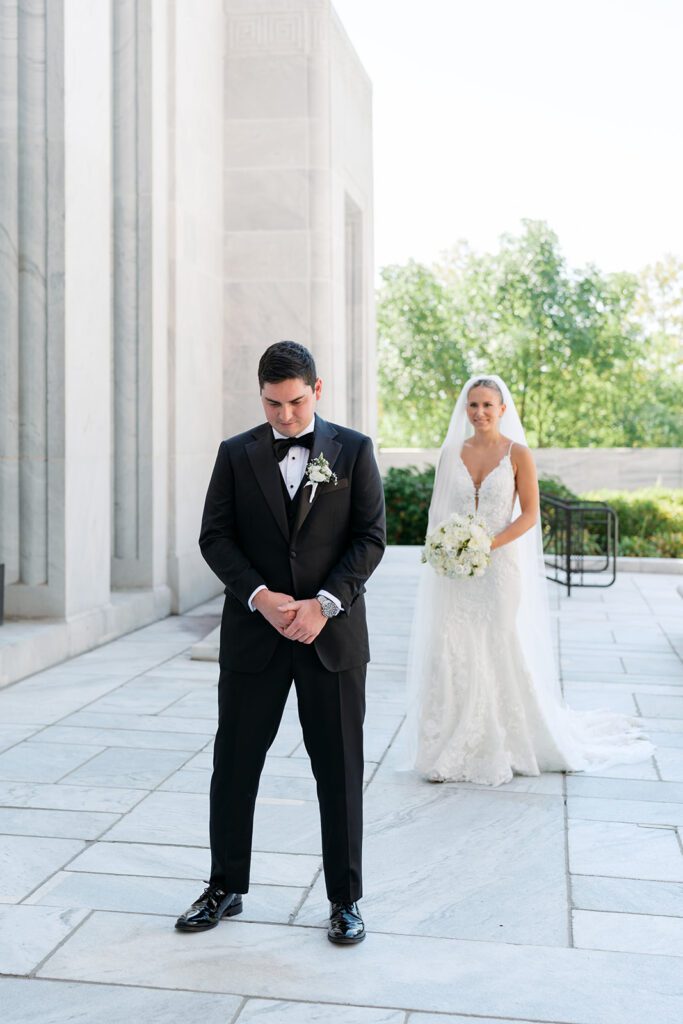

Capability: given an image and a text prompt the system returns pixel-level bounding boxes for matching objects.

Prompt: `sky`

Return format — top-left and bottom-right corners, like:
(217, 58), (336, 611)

(332, 0), (683, 277)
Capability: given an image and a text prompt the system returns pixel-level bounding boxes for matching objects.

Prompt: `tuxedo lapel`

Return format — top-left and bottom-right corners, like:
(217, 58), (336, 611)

(291, 415), (342, 543)
(245, 425), (290, 543)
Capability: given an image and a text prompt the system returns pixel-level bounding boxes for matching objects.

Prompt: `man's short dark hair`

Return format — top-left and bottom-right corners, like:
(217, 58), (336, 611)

(258, 341), (317, 390)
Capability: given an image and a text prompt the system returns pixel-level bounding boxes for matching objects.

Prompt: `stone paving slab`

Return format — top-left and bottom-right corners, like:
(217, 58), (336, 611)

(0, 552), (682, 1021)
(35, 911), (683, 1023)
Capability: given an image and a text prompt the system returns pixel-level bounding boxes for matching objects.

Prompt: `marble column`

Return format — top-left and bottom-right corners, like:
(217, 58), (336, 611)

(166, 0), (224, 612)
(112, 0), (140, 567)
(0, 0), (20, 585)
(3, 0), (112, 618)
(111, 0), (167, 591)
(17, 0), (48, 586)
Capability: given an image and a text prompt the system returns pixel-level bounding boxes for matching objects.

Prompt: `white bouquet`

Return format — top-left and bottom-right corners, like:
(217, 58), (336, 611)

(422, 512), (493, 579)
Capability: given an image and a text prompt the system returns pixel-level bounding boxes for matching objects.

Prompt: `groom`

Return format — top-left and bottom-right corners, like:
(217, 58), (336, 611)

(175, 341), (386, 944)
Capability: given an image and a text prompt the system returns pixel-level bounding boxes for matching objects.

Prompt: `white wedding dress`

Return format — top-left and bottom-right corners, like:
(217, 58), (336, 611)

(408, 391), (654, 787)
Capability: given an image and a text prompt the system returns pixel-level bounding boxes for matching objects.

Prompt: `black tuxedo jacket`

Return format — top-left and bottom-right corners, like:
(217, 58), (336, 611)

(199, 415), (386, 673)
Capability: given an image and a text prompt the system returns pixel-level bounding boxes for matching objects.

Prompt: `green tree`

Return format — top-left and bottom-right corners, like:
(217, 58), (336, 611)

(377, 261), (469, 446)
(377, 221), (683, 448)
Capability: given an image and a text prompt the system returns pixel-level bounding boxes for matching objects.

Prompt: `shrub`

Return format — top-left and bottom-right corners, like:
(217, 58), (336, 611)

(581, 488), (683, 558)
(382, 465), (434, 545)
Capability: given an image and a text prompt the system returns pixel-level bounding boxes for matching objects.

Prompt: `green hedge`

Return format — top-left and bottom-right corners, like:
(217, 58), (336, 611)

(381, 466), (683, 557)
(382, 465), (435, 545)
(581, 488), (683, 558)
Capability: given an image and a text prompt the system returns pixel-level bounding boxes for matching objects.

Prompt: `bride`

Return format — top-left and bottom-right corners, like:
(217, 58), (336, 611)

(406, 374), (654, 786)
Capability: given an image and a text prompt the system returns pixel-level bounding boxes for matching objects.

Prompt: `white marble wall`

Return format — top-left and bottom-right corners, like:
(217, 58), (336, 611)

(0, 0), (375, 674)
(378, 448), (683, 491)
(222, 0), (375, 436)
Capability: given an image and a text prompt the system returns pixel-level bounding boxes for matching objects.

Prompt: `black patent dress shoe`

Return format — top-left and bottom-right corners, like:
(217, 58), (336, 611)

(175, 885), (243, 931)
(327, 900), (365, 944)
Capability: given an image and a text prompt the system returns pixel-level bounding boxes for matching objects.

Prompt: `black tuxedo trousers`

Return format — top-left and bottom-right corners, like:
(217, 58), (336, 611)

(209, 639), (365, 901)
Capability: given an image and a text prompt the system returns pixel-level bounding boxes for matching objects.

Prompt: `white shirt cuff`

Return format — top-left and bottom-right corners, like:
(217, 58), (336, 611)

(317, 590), (342, 612)
(248, 585), (267, 611)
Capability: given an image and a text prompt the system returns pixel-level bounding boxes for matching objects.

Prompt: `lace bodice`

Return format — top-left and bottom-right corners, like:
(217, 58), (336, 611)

(450, 451), (516, 534)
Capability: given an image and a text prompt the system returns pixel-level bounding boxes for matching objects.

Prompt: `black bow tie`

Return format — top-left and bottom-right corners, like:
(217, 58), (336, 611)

(273, 432), (314, 461)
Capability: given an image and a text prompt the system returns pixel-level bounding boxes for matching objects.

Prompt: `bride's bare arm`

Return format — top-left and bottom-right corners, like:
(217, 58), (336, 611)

(490, 445), (539, 550)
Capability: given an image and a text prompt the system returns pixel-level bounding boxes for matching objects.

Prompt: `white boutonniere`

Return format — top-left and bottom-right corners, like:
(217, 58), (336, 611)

(304, 452), (338, 503)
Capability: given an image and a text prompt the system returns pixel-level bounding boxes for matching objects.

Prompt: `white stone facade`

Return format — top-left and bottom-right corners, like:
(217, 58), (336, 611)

(0, 0), (374, 684)
(223, 0), (375, 436)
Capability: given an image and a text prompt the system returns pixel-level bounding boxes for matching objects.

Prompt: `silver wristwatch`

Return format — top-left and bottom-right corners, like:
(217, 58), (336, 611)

(316, 595), (340, 618)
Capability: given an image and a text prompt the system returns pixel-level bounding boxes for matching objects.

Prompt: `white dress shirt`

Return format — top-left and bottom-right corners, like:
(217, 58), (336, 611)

(248, 418), (342, 613)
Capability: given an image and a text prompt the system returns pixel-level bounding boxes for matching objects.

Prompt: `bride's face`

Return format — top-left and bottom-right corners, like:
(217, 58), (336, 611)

(466, 386), (505, 433)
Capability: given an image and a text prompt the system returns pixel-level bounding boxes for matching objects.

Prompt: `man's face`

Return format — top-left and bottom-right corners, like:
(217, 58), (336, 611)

(260, 377), (322, 435)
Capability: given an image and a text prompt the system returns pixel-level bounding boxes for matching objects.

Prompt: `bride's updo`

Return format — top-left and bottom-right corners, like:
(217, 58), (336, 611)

(468, 377), (504, 402)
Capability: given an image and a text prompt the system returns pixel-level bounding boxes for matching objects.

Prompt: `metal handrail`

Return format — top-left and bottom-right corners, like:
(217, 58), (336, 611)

(540, 492), (618, 596)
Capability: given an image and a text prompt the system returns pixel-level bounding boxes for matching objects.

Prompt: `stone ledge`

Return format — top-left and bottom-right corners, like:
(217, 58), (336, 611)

(190, 625), (220, 662)
(597, 557), (682, 575)
(0, 586), (173, 689)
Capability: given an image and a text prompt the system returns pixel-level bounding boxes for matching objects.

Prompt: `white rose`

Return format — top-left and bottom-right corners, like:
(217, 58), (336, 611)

(309, 468), (327, 482)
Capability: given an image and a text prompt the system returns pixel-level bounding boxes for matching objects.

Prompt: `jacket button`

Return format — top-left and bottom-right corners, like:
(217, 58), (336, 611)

(290, 550), (297, 558)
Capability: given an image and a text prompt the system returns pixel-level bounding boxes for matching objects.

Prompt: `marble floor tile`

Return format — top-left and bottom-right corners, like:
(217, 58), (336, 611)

(622, 656), (682, 677)
(0, 978), (242, 1024)
(66, 841), (320, 888)
(650, 731), (683, 749)
(102, 791), (209, 847)
(27, 870), (305, 924)
(261, 754), (316, 778)
(157, 767), (212, 793)
(297, 782), (568, 947)
(0, 741), (105, 783)
(236, 1000), (405, 1024)
(637, 695), (683, 718)
(158, 692), (217, 718)
(564, 688), (638, 714)
(569, 819), (683, 882)
(0, 806), (119, 840)
(28, 725), (211, 752)
(84, 685), (197, 716)
(0, 678), (131, 724)
(568, 796), (683, 827)
(572, 875), (683, 917)
(61, 710), (217, 735)
(0, 724), (41, 752)
(0, 905), (89, 974)
(37, 911), (683, 1023)
(61, 746), (192, 789)
(577, 758), (659, 781)
(655, 747), (683, 782)
(0, 780), (142, 813)
(253, 774), (318, 801)
(573, 909), (683, 957)
(409, 1017), (545, 1024)
(638, 717), (683, 734)
(182, 749), (213, 770)
(0, 835), (84, 901)
(562, 655), (625, 673)
(566, 776), (683, 803)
